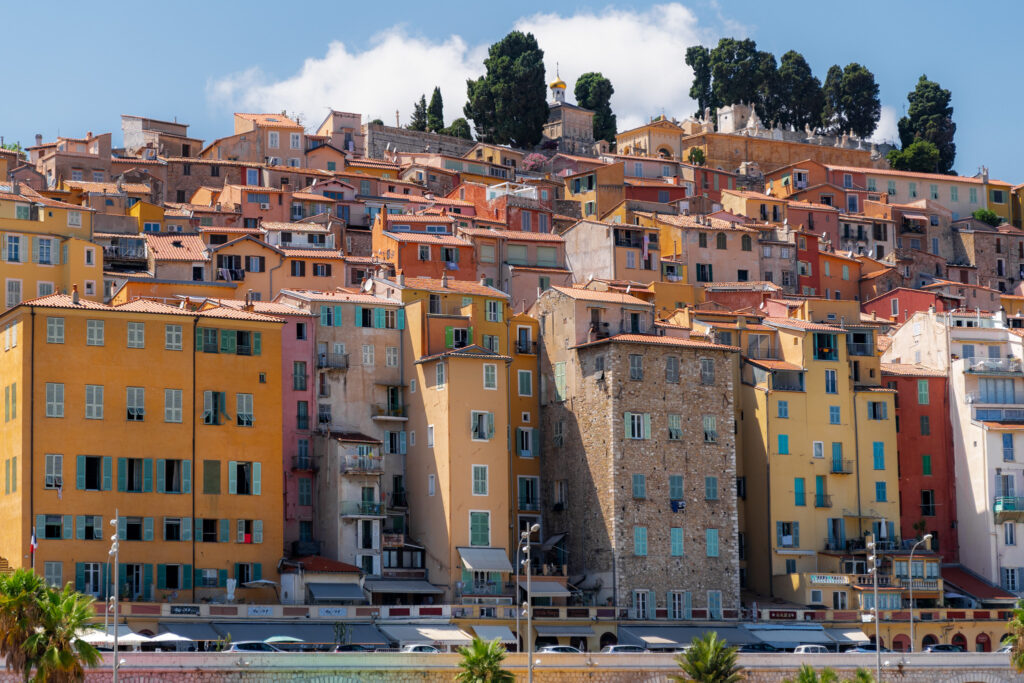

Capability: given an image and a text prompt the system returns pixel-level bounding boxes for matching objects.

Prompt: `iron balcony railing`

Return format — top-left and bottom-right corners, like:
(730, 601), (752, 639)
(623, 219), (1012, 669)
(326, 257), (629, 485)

(340, 501), (385, 516)
(318, 353), (349, 370)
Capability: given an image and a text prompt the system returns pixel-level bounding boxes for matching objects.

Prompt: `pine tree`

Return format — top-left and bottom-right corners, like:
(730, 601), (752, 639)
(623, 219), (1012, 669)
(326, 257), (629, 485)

(408, 95), (428, 131)
(427, 87), (445, 133)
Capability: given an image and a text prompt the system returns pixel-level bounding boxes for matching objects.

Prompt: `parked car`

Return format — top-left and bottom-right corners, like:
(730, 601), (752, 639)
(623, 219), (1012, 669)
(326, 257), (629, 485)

(225, 641), (282, 653)
(794, 644), (829, 654)
(922, 643), (964, 653)
(997, 643), (1012, 653)
(400, 644), (440, 654)
(599, 645), (646, 653)
(845, 644), (891, 653)
(334, 644), (375, 652)
(537, 645), (582, 654)
(738, 643), (779, 653)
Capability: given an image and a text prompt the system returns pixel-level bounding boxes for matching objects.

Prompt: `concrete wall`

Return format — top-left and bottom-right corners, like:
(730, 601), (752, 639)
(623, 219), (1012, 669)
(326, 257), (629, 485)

(364, 124), (475, 161)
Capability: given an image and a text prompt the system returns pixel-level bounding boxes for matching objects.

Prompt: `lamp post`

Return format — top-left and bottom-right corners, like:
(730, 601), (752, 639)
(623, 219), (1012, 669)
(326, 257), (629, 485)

(908, 534), (932, 653)
(867, 540), (880, 683)
(109, 510), (120, 683)
(520, 523), (540, 683)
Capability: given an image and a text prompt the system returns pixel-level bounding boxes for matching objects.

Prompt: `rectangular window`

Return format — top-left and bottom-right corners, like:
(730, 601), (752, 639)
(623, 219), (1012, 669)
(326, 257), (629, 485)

(517, 370), (532, 396)
(86, 320), (104, 346)
(385, 346), (398, 367)
(228, 460), (259, 496)
(1006, 522), (1016, 546)
(699, 358), (714, 385)
(46, 317), (64, 344)
(669, 475), (684, 501)
(45, 383), (64, 417)
(126, 387), (145, 421)
(778, 434), (789, 454)
(922, 454), (932, 476)
(471, 411), (494, 441)
(362, 344), (374, 366)
(670, 527), (684, 556)
(236, 394), (253, 427)
(298, 477), (312, 506)
(794, 477), (806, 506)
(45, 454), (62, 489)
(875, 481), (887, 502)
(633, 526), (648, 556)
(469, 511), (490, 546)
(777, 400), (789, 418)
(1004, 433), (1015, 462)
(665, 356), (680, 383)
(165, 324), (182, 350)
(85, 385), (103, 419)
(706, 528), (719, 557)
(829, 406), (840, 424)
(472, 465), (488, 496)
(629, 354), (643, 380)
(873, 442), (885, 470)
(705, 476), (718, 500)
(632, 474), (646, 499)
(293, 361), (307, 391)
(703, 415), (717, 443)
(485, 300), (502, 323)
(920, 415), (930, 435)
(482, 363), (497, 390)
(824, 369), (837, 393)
(126, 322), (145, 348)
(667, 414), (682, 441)
(867, 402), (887, 420)
(436, 362), (446, 389)
(917, 379), (929, 404)
(164, 389), (182, 423)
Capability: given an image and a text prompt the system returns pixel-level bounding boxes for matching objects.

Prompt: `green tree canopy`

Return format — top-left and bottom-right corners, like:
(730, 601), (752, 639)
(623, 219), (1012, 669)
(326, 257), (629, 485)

(442, 118), (472, 140)
(671, 631), (743, 683)
(464, 31), (548, 147)
(821, 62), (880, 138)
(369, 118), (384, 126)
(897, 74), (956, 173)
(408, 95), (428, 131)
(973, 208), (1003, 227)
(685, 45), (717, 117)
(708, 38), (779, 125)
(776, 50), (824, 131)
(427, 87), (445, 133)
(886, 139), (941, 173)
(687, 147), (706, 165)
(574, 72), (617, 143)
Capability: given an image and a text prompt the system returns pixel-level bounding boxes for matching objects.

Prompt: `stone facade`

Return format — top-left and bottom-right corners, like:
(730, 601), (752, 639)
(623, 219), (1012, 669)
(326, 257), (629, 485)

(363, 124), (475, 161)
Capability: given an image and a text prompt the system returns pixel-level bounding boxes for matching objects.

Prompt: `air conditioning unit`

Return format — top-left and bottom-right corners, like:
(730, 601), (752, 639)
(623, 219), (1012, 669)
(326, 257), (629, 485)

(260, 203), (271, 210)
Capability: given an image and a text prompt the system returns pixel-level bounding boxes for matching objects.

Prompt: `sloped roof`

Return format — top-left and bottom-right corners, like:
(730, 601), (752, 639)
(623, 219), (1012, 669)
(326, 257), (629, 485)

(551, 286), (651, 306)
(146, 234), (207, 262)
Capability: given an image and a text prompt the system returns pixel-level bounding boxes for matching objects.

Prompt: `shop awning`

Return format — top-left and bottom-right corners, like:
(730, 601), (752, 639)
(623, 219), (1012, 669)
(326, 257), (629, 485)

(742, 625), (833, 648)
(534, 625), (594, 637)
(458, 547), (513, 572)
(346, 624), (388, 646)
(825, 628), (870, 645)
(526, 580), (571, 597)
(619, 626), (760, 649)
(211, 622), (337, 643)
(157, 622), (220, 641)
(381, 624), (473, 645)
(541, 533), (566, 551)
(363, 579), (444, 594)
(307, 582), (366, 602)
(472, 625), (516, 644)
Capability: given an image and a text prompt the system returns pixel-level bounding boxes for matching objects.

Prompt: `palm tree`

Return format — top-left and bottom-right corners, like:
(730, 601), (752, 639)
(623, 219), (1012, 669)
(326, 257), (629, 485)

(24, 585), (101, 683)
(0, 568), (48, 681)
(455, 637), (514, 683)
(671, 631), (744, 683)
(844, 668), (875, 683)
(1006, 598), (1024, 672)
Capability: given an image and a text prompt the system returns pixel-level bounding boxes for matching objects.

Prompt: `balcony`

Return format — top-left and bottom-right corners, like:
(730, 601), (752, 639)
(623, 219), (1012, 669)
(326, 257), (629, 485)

(830, 458), (854, 474)
(318, 353), (349, 370)
(518, 498), (541, 512)
(995, 496), (1024, 521)
(847, 343), (874, 357)
(102, 242), (147, 261)
(975, 408), (1024, 422)
(852, 573), (896, 588)
(372, 404), (407, 420)
(341, 456), (385, 474)
(291, 540), (322, 556)
(516, 340), (538, 355)
(296, 416), (310, 430)
(291, 455), (318, 472)
(462, 582), (510, 597)
(340, 501), (385, 517)
(814, 494), (833, 508)
(964, 357), (1023, 375)
(965, 392), (1024, 406)
(389, 491), (408, 508)
(590, 321), (610, 339)
(771, 370), (805, 392)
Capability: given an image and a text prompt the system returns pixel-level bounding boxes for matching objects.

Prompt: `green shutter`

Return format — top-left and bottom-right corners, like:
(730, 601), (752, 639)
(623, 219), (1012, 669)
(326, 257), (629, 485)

(219, 519), (229, 543)
(35, 514), (45, 539)
(624, 412), (632, 438)
(143, 458), (153, 492)
(182, 461), (191, 493)
(217, 392), (227, 422)
(467, 327), (473, 344)
(486, 413), (494, 439)
(399, 431), (407, 454)
(62, 515), (72, 539)
(218, 569), (228, 587)
(75, 563), (85, 592)
(643, 414), (651, 439)
(252, 462), (261, 495)
(793, 522), (800, 547)
(320, 308), (330, 326)
(220, 330), (236, 354)
(396, 309), (405, 330)
(228, 461), (237, 494)
(237, 519), (245, 543)
(333, 305), (342, 326)
(117, 516), (126, 541)
(157, 564), (166, 590)
(76, 516), (85, 540)
(195, 326), (203, 350)
(183, 565), (193, 590)
(355, 307), (364, 327)
(374, 308), (385, 328)
(445, 326), (454, 348)
(253, 332), (261, 355)
(144, 565), (153, 601)
(253, 563), (262, 581)
(143, 517), (154, 541)
(234, 563), (241, 579)
(101, 457), (112, 491)
(253, 520), (263, 544)
(76, 455), (86, 489)
(156, 459), (165, 493)
(776, 521), (783, 547)
(182, 517), (192, 541)
(194, 568), (203, 588)
(117, 458), (126, 492)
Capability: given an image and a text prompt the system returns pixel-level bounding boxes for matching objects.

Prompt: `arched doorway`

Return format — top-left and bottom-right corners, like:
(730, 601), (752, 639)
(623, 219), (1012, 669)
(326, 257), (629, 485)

(975, 632), (991, 652)
(657, 148), (673, 159)
(891, 634), (910, 652)
(869, 635), (884, 649)
(599, 632), (617, 649)
(922, 634), (938, 650)
(570, 636), (588, 652)
(951, 633), (967, 651)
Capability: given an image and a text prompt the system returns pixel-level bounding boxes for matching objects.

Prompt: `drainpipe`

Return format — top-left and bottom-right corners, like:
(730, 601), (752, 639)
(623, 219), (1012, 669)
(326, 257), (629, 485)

(28, 307), (35, 568)
(191, 315), (199, 603)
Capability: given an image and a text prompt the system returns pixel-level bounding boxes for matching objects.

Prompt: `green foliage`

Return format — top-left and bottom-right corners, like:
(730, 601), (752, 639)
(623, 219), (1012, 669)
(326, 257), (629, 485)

(776, 51), (824, 131)
(846, 668), (875, 683)
(408, 94), (428, 132)
(897, 75), (956, 174)
(671, 632), (743, 683)
(442, 118), (473, 140)
(685, 45), (717, 117)
(820, 62), (880, 138)
(464, 31), (548, 147)
(574, 72), (617, 143)
(427, 87), (445, 133)
(0, 569), (47, 679)
(1, 143), (21, 152)
(887, 139), (941, 173)
(708, 38), (779, 125)
(687, 147), (706, 165)
(1006, 599), (1024, 671)
(369, 119), (384, 126)
(455, 637), (514, 683)
(784, 665), (840, 683)
(973, 208), (1003, 227)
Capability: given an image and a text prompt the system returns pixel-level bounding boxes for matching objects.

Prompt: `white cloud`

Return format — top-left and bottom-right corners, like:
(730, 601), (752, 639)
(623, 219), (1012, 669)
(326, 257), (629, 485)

(871, 105), (900, 144)
(208, 4), (719, 135)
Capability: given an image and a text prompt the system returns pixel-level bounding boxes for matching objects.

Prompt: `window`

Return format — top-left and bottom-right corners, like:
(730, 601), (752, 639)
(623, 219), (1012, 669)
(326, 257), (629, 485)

(706, 529), (719, 557)
(625, 412), (650, 440)
(875, 481), (887, 502)
(703, 415), (717, 443)
(553, 362), (566, 400)
(292, 361), (307, 391)
(361, 344), (374, 366)
(633, 526), (648, 556)
(1006, 522), (1017, 546)
(813, 441), (824, 459)
(824, 369), (837, 393)
(665, 356), (679, 383)
(794, 477), (806, 506)
(632, 474), (647, 499)
(629, 354), (643, 380)
(44, 454), (62, 489)
(45, 383), (63, 418)
(485, 300), (502, 323)
(920, 415), (930, 435)
(668, 414), (682, 441)
(669, 527), (684, 556)
(126, 322), (145, 348)
(778, 434), (789, 454)
(867, 402), (887, 420)
(716, 233), (727, 250)
(517, 370), (532, 396)
(126, 387), (145, 421)
(921, 454), (933, 476)
(298, 478), (312, 506)
(384, 345), (398, 368)
(236, 394), (253, 427)
(829, 406), (840, 424)
(472, 465), (488, 495)
(917, 379), (929, 404)
(777, 400), (789, 418)
(85, 385), (103, 419)
(86, 320), (104, 346)
(290, 132), (301, 149)
(469, 511), (490, 546)
(873, 442), (885, 469)
(268, 131), (279, 148)
(1004, 433), (1015, 462)
(46, 317), (64, 344)
(471, 411), (494, 441)
(436, 362), (446, 389)
(699, 358), (714, 385)
(705, 476), (718, 500)
(921, 490), (936, 517)
(228, 460), (260, 496)
(669, 475), (684, 501)
(428, 475), (436, 496)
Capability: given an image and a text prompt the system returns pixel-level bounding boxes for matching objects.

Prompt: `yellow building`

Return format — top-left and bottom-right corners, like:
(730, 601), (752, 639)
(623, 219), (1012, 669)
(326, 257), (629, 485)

(0, 294), (284, 602)
(128, 200), (166, 234)
(563, 163), (625, 219)
(507, 313), (542, 555)
(720, 189), (788, 224)
(0, 185), (104, 310)
(736, 300), (900, 609)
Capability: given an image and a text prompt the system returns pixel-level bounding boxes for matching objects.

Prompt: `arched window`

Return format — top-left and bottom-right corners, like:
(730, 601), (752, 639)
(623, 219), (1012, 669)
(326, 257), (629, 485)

(951, 633), (967, 651)
(922, 634), (938, 649)
(891, 634), (910, 652)
(975, 633), (991, 652)
(716, 233), (727, 250)
(741, 234), (752, 252)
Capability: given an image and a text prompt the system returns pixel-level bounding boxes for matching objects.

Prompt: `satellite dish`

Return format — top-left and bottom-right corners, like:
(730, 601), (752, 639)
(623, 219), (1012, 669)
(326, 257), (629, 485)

(362, 279), (373, 292)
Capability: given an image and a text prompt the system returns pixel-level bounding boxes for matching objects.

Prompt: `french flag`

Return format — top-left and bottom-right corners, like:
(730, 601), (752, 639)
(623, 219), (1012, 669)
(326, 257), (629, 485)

(29, 527), (37, 558)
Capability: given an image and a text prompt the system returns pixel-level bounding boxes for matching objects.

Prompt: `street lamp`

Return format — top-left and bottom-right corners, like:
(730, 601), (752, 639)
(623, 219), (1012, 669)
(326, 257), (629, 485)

(867, 540), (881, 683)
(519, 523), (540, 683)
(908, 534), (933, 653)
(109, 510), (120, 683)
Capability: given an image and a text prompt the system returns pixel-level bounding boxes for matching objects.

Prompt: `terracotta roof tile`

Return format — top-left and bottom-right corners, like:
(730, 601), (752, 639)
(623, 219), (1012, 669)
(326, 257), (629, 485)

(208, 298), (313, 316)
(261, 221), (329, 233)
(291, 556), (362, 574)
(551, 286), (651, 306)
(574, 333), (739, 352)
(825, 163), (1010, 186)
(279, 289), (401, 305)
(457, 227), (564, 243)
(385, 214), (455, 224)
(704, 281), (781, 291)
(279, 247), (344, 259)
(291, 191), (338, 202)
(382, 231), (469, 247)
(146, 234), (207, 262)
(746, 358), (803, 371)
(764, 317), (845, 332)
(235, 112), (302, 128)
(393, 276), (509, 298)
(63, 180), (151, 194)
(880, 363), (945, 378)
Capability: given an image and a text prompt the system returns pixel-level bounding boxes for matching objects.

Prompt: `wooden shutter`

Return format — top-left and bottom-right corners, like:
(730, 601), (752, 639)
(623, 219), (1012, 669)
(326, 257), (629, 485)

(156, 459), (166, 493)
(252, 462), (261, 495)
(182, 461), (191, 493)
(228, 461), (237, 494)
(143, 458), (153, 492)
(181, 517), (192, 542)
(102, 456), (112, 491)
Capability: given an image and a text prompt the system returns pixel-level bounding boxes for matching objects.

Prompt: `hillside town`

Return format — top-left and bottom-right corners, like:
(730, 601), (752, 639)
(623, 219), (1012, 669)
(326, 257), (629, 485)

(1, 33), (1023, 665)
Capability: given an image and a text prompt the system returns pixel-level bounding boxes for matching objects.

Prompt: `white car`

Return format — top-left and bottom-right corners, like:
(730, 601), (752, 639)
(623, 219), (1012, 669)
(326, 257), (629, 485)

(537, 645), (582, 654)
(793, 644), (829, 654)
(400, 644), (440, 653)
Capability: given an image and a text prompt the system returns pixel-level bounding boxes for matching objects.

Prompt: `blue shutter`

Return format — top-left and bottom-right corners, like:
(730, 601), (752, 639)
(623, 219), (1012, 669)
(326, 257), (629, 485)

(218, 569), (228, 587)
(143, 458), (153, 492)
(157, 564), (166, 590)
(374, 308), (385, 328)
(333, 305), (342, 326)
(253, 563), (262, 581)
(776, 521), (783, 547)
(624, 412), (632, 438)
(76, 456), (86, 489)
(116, 458), (126, 492)
(228, 461), (237, 494)
(253, 463), (261, 495)
(144, 564), (153, 601)
(182, 517), (192, 541)
(396, 309), (405, 330)
(117, 516), (126, 541)
(355, 307), (364, 327)
(399, 431), (407, 455)
(102, 456), (112, 491)
(219, 519), (229, 543)
(156, 459), (165, 493)
(76, 516), (85, 540)
(183, 565), (193, 590)
(320, 307), (330, 326)
(62, 515), (72, 539)
(253, 332), (261, 355)
(253, 520), (263, 544)
(143, 517), (154, 541)
(183, 461), (192, 494)
(643, 414), (651, 439)
(36, 514), (45, 540)
(75, 563), (85, 592)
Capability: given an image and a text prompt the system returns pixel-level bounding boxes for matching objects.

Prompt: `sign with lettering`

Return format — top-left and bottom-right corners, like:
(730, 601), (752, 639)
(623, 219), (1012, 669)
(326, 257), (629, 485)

(768, 610), (797, 620)
(170, 605), (200, 616)
(247, 606), (273, 617)
(319, 607), (348, 618)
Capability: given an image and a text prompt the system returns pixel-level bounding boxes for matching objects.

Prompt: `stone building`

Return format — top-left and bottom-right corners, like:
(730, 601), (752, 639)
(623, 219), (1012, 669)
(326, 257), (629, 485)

(543, 77), (598, 156)
(532, 286), (741, 618)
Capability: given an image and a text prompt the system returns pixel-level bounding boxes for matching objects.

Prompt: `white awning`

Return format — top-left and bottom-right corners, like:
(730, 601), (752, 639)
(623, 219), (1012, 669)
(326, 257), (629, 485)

(534, 625), (594, 637)
(158, 622), (221, 641)
(458, 547), (513, 572)
(825, 628), (870, 645)
(472, 625), (517, 644)
(526, 580), (571, 597)
(363, 579), (444, 594)
(381, 624), (473, 645)
(743, 625), (833, 647)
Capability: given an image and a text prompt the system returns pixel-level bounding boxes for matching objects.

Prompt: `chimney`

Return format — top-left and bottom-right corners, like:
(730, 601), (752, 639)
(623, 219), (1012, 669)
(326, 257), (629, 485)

(479, 277), (487, 287)
(396, 271), (405, 287)
(441, 272), (449, 288)
(71, 284), (79, 305)
(35, 134), (42, 146)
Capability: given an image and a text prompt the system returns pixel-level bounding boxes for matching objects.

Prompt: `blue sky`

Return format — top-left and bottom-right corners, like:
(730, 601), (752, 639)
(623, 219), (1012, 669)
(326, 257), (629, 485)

(1, 1), (1017, 180)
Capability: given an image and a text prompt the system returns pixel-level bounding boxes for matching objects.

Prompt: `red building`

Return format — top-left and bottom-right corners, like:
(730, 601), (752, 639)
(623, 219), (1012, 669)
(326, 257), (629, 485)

(786, 200), (840, 244)
(796, 230), (820, 295)
(882, 364), (958, 563)
(450, 181), (555, 233)
(862, 287), (957, 323)
(623, 177), (691, 204)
